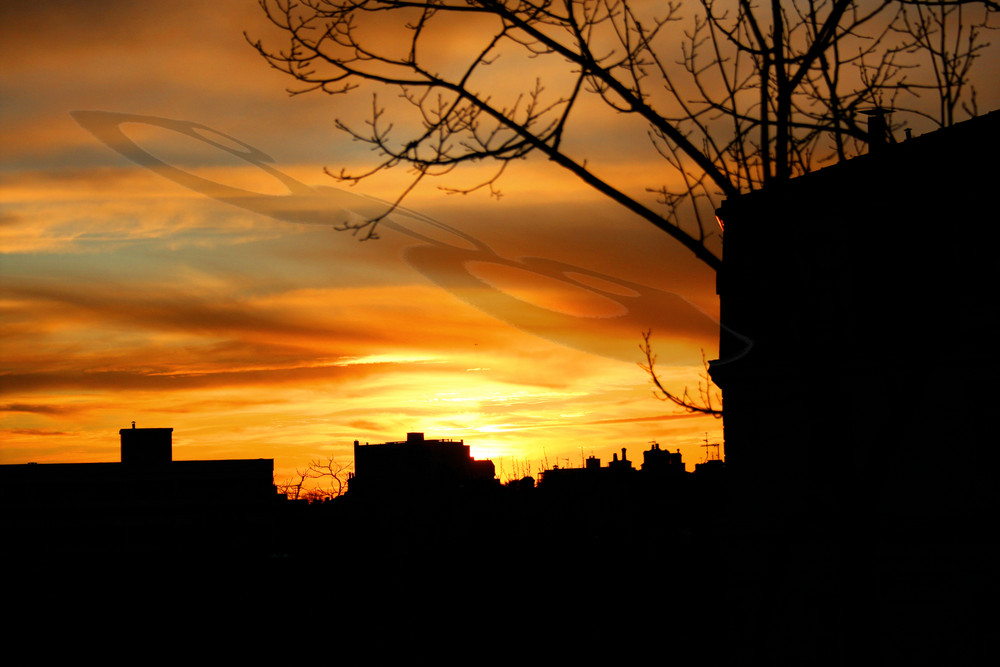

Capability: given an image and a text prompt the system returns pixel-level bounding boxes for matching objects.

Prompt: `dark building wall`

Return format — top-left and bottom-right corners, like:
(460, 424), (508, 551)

(2, 426), (276, 509)
(0, 459), (276, 508)
(711, 111), (1000, 518)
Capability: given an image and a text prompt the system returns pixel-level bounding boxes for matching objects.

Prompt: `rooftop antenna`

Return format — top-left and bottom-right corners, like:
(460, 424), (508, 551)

(701, 432), (721, 462)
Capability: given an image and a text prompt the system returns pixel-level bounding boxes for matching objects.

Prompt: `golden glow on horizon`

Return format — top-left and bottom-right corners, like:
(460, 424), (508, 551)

(333, 354), (442, 367)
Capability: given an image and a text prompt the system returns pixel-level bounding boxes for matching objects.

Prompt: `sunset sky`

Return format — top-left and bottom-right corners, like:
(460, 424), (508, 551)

(3, 1), (997, 487)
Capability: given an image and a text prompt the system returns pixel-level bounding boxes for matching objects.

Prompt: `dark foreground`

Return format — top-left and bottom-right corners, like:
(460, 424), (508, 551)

(3, 482), (994, 665)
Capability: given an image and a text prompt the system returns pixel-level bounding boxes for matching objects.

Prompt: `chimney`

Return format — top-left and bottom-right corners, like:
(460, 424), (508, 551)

(863, 108), (892, 153)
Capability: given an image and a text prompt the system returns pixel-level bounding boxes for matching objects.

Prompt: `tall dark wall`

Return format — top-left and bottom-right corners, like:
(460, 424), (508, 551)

(712, 111), (999, 521)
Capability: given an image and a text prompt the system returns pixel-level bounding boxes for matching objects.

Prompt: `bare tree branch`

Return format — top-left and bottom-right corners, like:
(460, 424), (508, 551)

(250, 1), (995, 425)
(639, 329), (722, 418)
(249, 1), (994, 270)
(278, 457), (353, 502)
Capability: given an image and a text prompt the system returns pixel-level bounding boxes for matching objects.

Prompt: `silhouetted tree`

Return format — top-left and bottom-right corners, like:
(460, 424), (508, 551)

(277, 457), (352, 501)
(887, 1), (996, 126)
(250, 1), (995, 264)
(494, 455), (534, 484)
(249, 0), (995, 410)
(276, 469), (309, 500)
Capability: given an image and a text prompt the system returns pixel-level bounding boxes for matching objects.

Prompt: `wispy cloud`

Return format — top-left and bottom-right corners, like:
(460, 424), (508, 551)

(3, 428), (74, 437)
(0, 404), (83, 416)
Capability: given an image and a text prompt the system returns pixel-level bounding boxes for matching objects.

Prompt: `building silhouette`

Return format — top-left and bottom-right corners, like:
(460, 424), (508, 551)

(1, 425), (276, 509)
(642, 441), (687, 477)
(711, 109), (1000, 521)
(0, 425), (278, 560)
(347, 432), (497, 501)
(537, 443), (691, 494)
(708, 111), (1000, 666)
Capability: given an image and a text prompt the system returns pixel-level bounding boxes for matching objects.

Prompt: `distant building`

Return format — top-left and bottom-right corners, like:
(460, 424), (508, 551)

(0, 425), (277, 509)
(539, 444), (690, 494)
(347, 432), (497, 500)
(642, 442), (686, 478)
(710, 110), (1000, 518)
(538, 449), (632, 493)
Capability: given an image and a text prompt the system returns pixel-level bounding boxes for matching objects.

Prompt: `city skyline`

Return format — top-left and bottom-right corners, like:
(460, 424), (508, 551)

(1, 1), (728, 481)
(4, 1), (998, 482)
